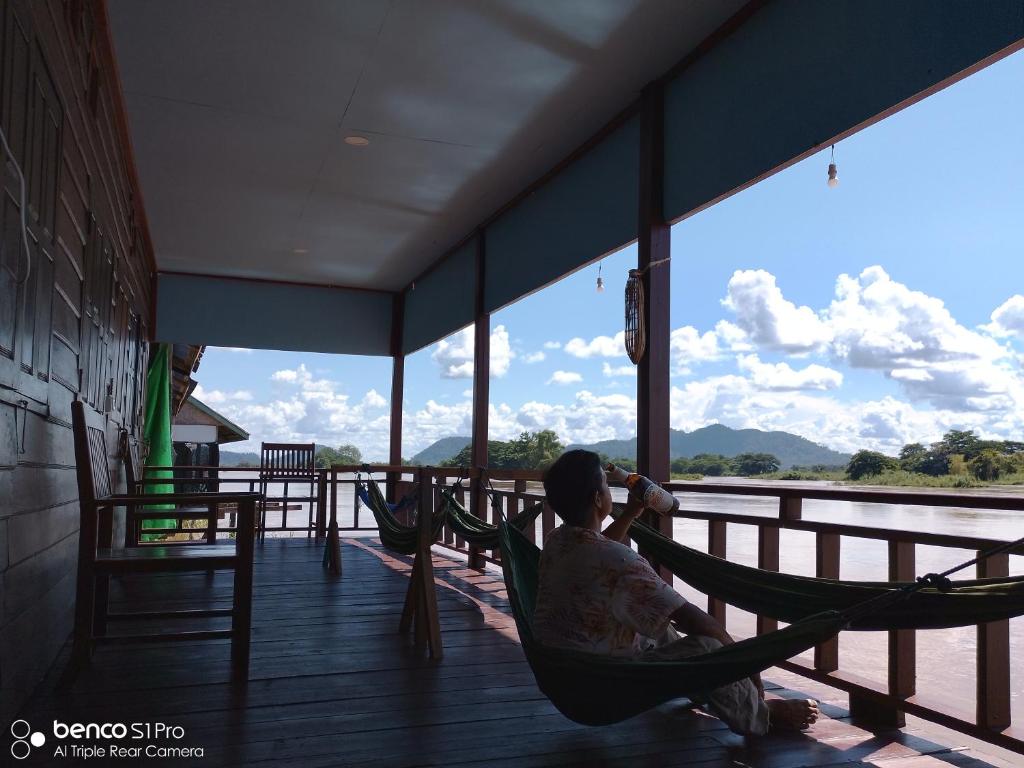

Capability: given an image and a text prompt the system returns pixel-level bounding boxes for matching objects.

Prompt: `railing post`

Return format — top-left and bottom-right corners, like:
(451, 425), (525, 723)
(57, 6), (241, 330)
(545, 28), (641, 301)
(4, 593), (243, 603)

(707, 520), (727, 626)
(814, 532), (840, 672)
(513, 479), (531, 544)
(330, 466), (338, 530)
(977, 552), (1010, 730)
(756, 524), (780, 635)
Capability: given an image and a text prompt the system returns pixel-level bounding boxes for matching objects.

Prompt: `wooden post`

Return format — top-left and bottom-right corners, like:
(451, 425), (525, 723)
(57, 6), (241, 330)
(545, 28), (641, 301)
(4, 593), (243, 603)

(636, 83), (673, 581)
(814, 532), (840, 672)
(230, 496), (256, 682)
(513, 479), (532, 544)
(977, 552), (1010, 730)
(469, 233), (489, 571)
(388, 293), (405, 504)
(853, 540), (914, 727)
(757, 525), (780, 635)
(399, 469), (442, 658)
(707, 520), (727, 626)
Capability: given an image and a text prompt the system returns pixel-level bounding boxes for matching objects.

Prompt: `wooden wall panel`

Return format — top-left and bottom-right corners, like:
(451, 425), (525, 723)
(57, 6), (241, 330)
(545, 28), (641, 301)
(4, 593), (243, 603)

(0, 0), (155, 722)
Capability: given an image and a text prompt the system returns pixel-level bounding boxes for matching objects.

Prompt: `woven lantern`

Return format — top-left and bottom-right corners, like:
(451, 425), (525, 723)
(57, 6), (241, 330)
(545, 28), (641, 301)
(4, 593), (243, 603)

(624, 269), (645, 364)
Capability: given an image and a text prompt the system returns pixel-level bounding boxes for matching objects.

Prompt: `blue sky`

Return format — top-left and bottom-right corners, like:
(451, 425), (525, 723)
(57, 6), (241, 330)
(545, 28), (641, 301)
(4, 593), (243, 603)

(197, 50), (1024, 460)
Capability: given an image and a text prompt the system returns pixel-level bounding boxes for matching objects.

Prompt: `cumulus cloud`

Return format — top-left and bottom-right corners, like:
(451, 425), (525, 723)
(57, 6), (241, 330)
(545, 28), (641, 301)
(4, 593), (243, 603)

(722, 269), (832, 353)
(431, 325), (514, 379)
(736, 354), (842, 391)
(564, 331), (626, 358)
(827, 266), (1013, 410)
(602, 362), (637, 377)
(984, 295), (1024, 338)
(192, 385), (253, 405)
(547, 370), (583, 385)
(522, 351), (546, 364)
(670, 326), (721, 375)
(543, 341), (562, 350)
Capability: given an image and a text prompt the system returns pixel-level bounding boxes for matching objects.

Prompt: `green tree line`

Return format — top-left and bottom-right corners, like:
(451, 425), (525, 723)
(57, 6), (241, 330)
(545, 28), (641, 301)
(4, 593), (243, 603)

(846, 429), (1024, 482)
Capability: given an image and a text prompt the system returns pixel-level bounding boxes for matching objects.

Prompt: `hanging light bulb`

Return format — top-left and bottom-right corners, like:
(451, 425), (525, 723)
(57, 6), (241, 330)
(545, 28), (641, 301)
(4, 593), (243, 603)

(827, 144), (839, 188)
(596, 261), (605, 293)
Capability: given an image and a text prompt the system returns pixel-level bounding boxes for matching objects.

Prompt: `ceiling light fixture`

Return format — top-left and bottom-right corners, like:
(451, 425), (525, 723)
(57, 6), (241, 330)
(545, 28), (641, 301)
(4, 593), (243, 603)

(596, 261), (605, 293)
(292, 248), (308, 255)
(344, 135), (370, 147)
(827, 144), (839, 188)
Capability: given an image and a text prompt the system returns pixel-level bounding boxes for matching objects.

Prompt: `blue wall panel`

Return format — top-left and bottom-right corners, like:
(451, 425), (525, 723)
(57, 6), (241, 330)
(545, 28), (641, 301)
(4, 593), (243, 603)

(484, 116), (639, 314)
(156, 274), (393, 355)
(664, 0), (1024, 222)
(402, 238), (476, 355)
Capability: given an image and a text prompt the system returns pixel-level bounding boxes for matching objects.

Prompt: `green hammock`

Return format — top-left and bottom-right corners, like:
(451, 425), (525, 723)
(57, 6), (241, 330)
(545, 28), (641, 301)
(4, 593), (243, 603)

(623, 513), (1024, 630)
(440, 489), (544, 549)
(361, 477), (446, 555)
(497, 520), (851, 726)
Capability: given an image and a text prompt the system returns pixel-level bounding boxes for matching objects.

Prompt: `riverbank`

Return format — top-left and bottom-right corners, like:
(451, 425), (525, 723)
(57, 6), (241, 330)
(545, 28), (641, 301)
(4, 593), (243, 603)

(671, 469), (1024, 488)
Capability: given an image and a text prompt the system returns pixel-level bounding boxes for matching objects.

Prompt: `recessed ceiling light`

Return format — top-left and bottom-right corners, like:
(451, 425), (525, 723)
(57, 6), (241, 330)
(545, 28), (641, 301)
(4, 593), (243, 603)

(344, 135), (370, 147)
(292, 248), (308, 255)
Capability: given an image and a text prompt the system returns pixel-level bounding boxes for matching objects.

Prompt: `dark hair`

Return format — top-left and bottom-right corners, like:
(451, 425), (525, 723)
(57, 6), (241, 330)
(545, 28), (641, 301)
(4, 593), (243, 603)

(543, 449), (604, 527)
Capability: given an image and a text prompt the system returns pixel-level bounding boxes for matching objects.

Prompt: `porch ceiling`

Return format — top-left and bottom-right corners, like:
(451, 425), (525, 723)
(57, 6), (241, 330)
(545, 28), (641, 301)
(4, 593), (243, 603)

(107, 0), (744, 291)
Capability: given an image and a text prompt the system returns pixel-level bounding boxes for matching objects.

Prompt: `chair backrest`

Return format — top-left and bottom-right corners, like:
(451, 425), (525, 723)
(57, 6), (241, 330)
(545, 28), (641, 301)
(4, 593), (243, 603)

(259, 442), (315, 479)
(72, 400), (112, 504)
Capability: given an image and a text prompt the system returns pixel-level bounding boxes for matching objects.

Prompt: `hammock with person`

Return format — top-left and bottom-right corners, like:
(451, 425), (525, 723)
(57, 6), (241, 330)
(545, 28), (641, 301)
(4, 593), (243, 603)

(496, 513), (1024, 725)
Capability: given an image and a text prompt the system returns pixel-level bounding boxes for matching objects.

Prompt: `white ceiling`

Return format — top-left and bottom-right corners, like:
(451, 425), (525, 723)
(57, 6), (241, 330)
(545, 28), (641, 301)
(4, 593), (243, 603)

(108, 0), (745, 291)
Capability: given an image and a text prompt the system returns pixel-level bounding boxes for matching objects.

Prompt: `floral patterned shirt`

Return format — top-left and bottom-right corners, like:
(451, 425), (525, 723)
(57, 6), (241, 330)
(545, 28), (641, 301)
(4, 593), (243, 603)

(532, 524), (687, 657)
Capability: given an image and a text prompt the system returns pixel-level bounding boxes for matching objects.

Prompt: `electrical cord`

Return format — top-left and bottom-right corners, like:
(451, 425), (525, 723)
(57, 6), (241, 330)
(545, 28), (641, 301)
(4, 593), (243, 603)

(0, 122), (31, 286)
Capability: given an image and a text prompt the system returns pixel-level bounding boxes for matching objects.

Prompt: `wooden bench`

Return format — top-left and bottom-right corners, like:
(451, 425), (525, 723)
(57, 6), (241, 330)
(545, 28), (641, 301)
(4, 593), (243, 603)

(69, 400), (259, 683)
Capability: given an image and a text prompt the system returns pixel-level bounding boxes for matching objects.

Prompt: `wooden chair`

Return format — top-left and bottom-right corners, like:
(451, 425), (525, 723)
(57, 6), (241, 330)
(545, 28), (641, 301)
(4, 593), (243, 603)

(257, 442), (317, 540)
(70, 400), (259, 683)
(120, 431), (214, 546)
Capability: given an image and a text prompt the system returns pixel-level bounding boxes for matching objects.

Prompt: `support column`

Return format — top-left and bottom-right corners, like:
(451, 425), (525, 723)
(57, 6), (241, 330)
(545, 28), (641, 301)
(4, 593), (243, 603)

(636, 83), (673, 579)
(388, 293), (405, 503)
(469, 233), (489, 570)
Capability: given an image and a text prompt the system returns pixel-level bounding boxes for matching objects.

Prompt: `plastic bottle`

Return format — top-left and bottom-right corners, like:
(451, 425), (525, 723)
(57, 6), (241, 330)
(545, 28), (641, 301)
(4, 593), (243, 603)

(605, 464), (680, 515)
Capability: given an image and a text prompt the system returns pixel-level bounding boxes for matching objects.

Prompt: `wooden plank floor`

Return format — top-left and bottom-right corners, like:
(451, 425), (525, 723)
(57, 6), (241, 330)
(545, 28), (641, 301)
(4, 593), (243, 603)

(15, 538), (1020, 768)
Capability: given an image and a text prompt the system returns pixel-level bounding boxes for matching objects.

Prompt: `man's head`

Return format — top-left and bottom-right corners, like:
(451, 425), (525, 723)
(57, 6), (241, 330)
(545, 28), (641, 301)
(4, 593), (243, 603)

(542, 449), (610, 527)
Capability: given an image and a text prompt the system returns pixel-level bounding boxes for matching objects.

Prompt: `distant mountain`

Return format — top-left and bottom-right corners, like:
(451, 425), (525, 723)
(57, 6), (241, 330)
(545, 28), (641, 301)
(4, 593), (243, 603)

(571, 424), (850, 469)
(219, 449), (260, 466)
(411, 436), (471, 465)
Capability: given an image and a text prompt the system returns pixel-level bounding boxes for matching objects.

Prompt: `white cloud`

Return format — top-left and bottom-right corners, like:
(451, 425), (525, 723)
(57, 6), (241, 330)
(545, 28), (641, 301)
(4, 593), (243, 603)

(602, 362), (637, 377)
(827, 266), (1014, 410)
(722, 269), (832, 353)
(271, 369), (298, 383)
(543, 341), (562, 350)
(522, 351), (546, 364)
(213, 346), (253, 354)
(431, 325), (514, 379)
(192, 385), (253, 405)
(564, 331), (626, 358)
(361, 389), (387, 409)
(547, 370), (583, 385)
(670, 326), (721, 375)
(984, 295), (1024, 338)
(736, 354), (843, 391)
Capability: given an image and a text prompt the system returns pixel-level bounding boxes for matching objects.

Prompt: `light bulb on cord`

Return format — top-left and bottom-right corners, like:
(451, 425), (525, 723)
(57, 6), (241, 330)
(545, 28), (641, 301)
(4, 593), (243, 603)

(596, 262), (605, 293)
(827, 144), (839, 188)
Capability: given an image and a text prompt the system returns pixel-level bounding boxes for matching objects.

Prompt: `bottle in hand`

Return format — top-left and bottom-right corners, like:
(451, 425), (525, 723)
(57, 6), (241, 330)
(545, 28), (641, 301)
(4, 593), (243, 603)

(605, 464), (680, 515)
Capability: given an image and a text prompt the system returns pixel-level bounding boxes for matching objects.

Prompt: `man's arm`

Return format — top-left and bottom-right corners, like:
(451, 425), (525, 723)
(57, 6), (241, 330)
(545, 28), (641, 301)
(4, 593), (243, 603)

(669, 603), (734, 647)
(601, 496), (645, 543)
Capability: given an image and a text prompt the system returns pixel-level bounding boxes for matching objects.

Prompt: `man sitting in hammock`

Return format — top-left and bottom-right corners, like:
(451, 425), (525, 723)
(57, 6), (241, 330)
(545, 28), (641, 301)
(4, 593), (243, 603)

(532, 449), (819, 735)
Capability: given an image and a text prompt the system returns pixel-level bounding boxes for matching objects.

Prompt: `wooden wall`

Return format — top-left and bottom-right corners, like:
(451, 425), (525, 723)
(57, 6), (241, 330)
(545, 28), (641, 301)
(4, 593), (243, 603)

(0, 0), (152, 723)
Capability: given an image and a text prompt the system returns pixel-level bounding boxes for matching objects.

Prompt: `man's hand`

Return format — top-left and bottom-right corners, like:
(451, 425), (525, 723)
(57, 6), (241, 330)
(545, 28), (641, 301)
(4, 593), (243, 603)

(622, 495), (645, 518)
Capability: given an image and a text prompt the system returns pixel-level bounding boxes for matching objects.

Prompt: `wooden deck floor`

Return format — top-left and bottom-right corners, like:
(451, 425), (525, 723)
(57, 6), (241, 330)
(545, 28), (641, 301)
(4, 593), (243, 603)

(16, 538), (1021, 767)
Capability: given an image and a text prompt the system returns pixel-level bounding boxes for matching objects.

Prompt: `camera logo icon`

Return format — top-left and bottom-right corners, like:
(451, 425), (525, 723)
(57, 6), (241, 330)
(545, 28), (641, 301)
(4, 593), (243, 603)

(10, 720), (46, 760)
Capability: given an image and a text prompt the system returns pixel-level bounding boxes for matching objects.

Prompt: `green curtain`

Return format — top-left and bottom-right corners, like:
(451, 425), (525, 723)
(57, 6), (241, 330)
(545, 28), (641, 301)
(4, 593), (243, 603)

(141, 343), (176, 535)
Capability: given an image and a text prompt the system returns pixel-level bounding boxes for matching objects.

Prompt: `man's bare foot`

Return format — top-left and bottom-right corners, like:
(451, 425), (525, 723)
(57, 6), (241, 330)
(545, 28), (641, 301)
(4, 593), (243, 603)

(767, 698), (819, 731)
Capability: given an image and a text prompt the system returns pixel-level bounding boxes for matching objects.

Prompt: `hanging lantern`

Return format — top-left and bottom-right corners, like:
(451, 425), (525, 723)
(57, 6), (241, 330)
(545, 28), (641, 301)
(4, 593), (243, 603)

(624, 269), (645, 364)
